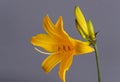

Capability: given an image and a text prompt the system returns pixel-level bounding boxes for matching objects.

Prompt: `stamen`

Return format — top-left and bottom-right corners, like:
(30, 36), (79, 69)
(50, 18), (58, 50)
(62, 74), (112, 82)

(63, 45), (66, 51)
(58, 46), (60, 51)
(68, 46), (71, 50)
(34, 47), (55, 55)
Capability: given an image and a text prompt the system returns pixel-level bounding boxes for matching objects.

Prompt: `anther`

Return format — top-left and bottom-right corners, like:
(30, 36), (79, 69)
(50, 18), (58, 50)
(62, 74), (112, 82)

(58, 46), (61, 51)
(63, 45), (66, 51)
(68, 46), (71, 51)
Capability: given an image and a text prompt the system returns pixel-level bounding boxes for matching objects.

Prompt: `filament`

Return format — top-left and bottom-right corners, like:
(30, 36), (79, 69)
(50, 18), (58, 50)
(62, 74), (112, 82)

(34, 47), (55, 55)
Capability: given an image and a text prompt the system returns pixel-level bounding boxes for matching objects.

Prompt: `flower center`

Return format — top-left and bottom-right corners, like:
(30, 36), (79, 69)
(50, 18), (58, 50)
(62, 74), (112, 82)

(57, 45), (73, 53)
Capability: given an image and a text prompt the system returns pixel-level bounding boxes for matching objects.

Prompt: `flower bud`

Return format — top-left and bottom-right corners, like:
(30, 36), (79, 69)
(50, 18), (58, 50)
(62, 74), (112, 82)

(74, 5), (89, 36)
(87, 20), (95, 40)
(75, 19), (87, 40)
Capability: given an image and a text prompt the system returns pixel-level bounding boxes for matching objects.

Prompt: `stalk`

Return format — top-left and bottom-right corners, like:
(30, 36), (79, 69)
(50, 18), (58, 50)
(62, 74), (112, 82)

(93, 43), (101, 82)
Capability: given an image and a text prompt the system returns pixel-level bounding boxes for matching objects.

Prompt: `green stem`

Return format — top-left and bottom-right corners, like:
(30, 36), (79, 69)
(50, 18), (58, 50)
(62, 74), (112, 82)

(93, 43), (101, 82)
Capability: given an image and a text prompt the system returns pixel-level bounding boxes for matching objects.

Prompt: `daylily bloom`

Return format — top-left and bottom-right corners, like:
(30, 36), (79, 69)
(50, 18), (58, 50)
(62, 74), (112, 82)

(30, 15), (94, 82)
(74, 5), (95, 41)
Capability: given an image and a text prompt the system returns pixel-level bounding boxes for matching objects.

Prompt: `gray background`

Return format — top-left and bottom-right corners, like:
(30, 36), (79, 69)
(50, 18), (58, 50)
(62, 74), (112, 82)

(0, 0), (120, 82)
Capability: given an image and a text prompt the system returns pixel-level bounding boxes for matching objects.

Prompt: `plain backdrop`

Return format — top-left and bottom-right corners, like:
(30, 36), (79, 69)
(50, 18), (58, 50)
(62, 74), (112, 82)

(0, 0), (120, 82)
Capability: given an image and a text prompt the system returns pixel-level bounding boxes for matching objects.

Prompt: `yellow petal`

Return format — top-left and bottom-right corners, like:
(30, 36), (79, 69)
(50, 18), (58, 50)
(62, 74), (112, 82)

(43, 15), (54, 33)
(42, 53), (64, 73)
(43, 15), (71, 42)
(43, 15), (60, 38)
(59, 53), (73, 82)
(55, 16), (71, 40)
(74, 40), (94, 55)
(74, 5), (88, 35)
(55, 16), (63, 33)
(30, 34), (58, 52)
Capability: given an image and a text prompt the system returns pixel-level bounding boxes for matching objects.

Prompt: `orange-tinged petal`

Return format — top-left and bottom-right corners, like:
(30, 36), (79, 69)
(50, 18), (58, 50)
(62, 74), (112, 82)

(43, 15), (61, 38)
(30, 34), (58, 52)
(55, 16), (63, 33)
(42, 53), (64, 73)
(74, 40), (94, 55)
(59, 53), (73, 82)
(43, 15), (56, 36)
(55, 16), (71, 40)
(43, 15), (54, 34)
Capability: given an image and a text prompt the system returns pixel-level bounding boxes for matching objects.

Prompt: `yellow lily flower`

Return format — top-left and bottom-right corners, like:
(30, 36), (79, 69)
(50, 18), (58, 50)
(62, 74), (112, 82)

(74, 5), (95, 41)
(30, 15), (94, 82)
